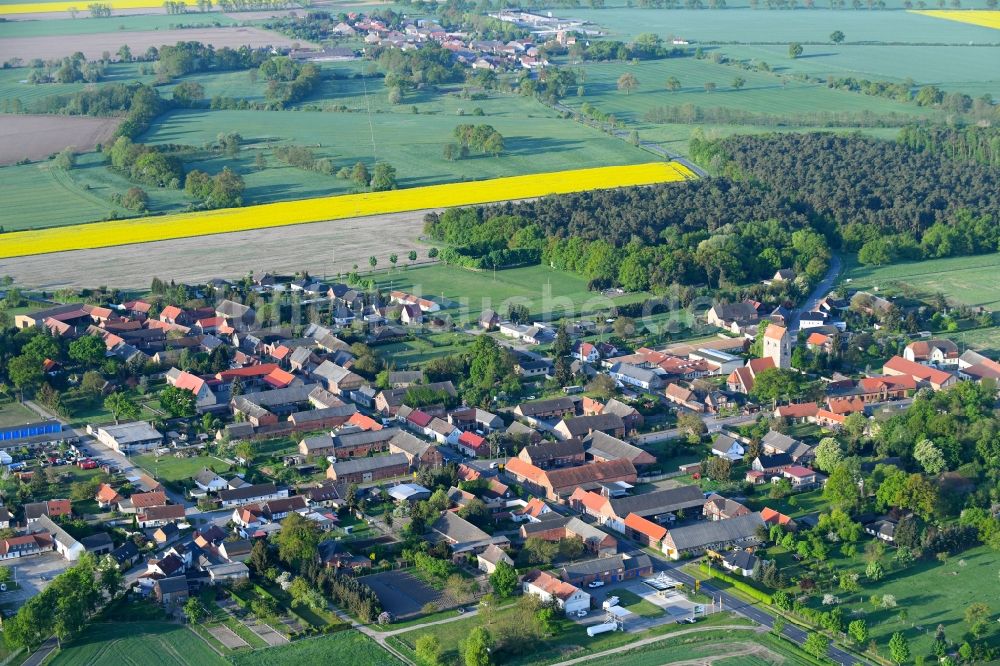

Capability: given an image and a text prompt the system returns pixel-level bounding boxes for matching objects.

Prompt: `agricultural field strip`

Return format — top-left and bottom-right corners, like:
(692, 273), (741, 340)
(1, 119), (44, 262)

(2, 0), (175, 13)
(0, 162), (694, 259)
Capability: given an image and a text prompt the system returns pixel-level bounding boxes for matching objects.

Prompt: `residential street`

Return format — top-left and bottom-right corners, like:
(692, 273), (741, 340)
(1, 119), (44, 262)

(791, 254), (843, 332)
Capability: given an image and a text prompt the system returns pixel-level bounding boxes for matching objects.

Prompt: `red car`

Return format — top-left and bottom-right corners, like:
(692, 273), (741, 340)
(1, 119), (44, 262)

(77, 459), (97, 470)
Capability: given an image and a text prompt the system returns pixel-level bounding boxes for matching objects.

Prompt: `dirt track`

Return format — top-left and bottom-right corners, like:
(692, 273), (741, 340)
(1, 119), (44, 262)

(0, 26), (312, 62)
(0, 114), (119, 165)
(0, 209), (435, 290)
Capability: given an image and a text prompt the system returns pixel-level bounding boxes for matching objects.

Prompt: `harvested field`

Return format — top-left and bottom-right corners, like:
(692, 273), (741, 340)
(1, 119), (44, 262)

(0, 209), (430, 290)
(0, 114), (119, 165)
(0, 26), (311, 62)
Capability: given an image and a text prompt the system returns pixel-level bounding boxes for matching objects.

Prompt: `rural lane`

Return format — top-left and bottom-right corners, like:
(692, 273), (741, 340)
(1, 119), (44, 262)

(791, 254), (843, 332)
(550, 624), (766, 666)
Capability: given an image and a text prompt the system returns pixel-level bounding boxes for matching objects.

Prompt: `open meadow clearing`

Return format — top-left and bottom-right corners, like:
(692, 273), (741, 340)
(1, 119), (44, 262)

(0, 162), (692, 258)
(0, 25), (308, 62)
(0, 62), (155, 108)
(49, 621), (226, 666)
(564, 56), (935, 123)
(844, 253), (1000, 309)
(0, 401), (40, 428)
(374, 263), (649, 321)
(0, 114), (119, 164)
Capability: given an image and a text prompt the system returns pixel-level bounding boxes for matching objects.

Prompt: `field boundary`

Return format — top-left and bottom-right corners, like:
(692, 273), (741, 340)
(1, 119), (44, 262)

(0, 162), (695, 259)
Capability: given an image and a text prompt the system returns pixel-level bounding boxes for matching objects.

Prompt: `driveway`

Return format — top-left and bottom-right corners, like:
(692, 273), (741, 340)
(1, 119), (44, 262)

(0, 552), (70, 610)
(791, 254), (842, 331)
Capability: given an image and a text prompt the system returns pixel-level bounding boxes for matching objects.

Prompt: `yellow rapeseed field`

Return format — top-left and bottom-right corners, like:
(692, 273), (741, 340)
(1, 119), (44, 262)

(0, 0), (163, 12)
(0, 162), (694, 259)
(909, 10), (1000, 30)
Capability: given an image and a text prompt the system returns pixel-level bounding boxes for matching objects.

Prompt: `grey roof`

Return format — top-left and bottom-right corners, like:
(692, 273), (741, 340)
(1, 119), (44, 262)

(723, 550), (758, 571)
(609, 362), (661, 385)
(561, 553), (651, 579)
(218, 483), (280, 503)
(712, 433), (739, 454)
(334, 427), (400, 449)
(289, 346), (315, 366)
(33, 515), (81, 552)
(601, 398), (638, 419)
(207, 562), (250, 578)
(312, 360), (358, 385)
(301, 434), (334, 452)
(478, 543), (512, 566)
(516, 397), (575, 417)
(583, 431), (644, 462)
(195, 469), (224, 486)
(156, 575), (189, 594)
(98, 421), (163, 445)
(329, 453), (409, 476)
(666, 513), (765, 551)
(607, 486), (706, 519)
(387, 483), (431, 501)
(111, 540), (139, 564)
(429, 512), (492, 549)
(762, 431), (800, 454)
(559, 413), (625, 438)
(290, 405), (357, 424)
(216, 299), (253, 318)
(521, 439), (584, 463)
(236, 384), (318, 409)
(80, 532), (113, 550)
(389, 431), (434, 458)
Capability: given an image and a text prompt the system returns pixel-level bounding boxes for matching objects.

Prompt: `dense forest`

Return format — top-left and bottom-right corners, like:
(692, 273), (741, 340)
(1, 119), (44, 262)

(428, 131), (999, 293)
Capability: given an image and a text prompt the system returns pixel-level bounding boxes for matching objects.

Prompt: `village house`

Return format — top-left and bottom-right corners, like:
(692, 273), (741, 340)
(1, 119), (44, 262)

(428, 511), (510, 559)
(726, 357), (775, 394)
(711, 432), (745, 461)
(883, 356), (958, 391)
(137, 504), (186, 528)
(623, 512), (667, 549)
(570, 486), (706, 533)
(517, 439), (586, 469)
(903, 339), (960, 366)
(504, 457), (637, 501)
(554, 413), (625, 441)
(559, 552), (653, 587)
(388, 431), (444, 469)
(521, 570), (590, 615)
(582, 431), (656, 467)
(477, 543), (513, 574)
(702, 494), (751, 521)
(608, 363), (664, 391)
(218, 483), (288, 509)
(513, 397), (576, 422)
(660, 512), (766, 560)
(520, 514), (618, 557)
(326, 452), (408, 483)
(705, 301), (761, 334)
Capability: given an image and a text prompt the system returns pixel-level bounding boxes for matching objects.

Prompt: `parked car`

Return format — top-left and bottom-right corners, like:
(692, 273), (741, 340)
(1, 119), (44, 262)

(587, 581), (605, 589)
(575, 609), (588, 618)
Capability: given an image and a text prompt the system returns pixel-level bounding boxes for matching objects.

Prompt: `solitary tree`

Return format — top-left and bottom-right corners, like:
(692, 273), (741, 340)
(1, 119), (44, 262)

(888, 632), (910, 664)
(104, 392), (140, 424)
(617, 72), (638, 95)
(389, 253), (398, 271)
(408, 250), (418, 262)
(703, 81), (717, 92)
(666, 76), (681, 92)
(369, 256), (378, 270)
(489, 560), (518, 598)
(830, 30), (846, 43)
(789, 42), (804, 58)
(732, 76), (746, 90)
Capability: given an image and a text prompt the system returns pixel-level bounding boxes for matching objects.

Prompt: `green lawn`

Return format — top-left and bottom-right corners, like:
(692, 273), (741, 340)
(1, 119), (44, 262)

(132, 452), (231, 483)
(613, 589), (664, 618)
(376, 331), (475, 368)
(49, 621), (226, 666)
(844, 252), (1000, 310)
(372, 263), (648, 322)
(744, 488), (828, 518)
(388, 606), (750, 666)
(567, 6), (1000, 43)
(0, 62), (153, 107)
(228, 629), (403, 666)
(0, 400), (40, 428)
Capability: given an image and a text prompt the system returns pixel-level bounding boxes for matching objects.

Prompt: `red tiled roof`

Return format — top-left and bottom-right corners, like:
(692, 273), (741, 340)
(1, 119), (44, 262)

(458, 431), (486, 450)
(764, 324), (787, 340)
(775, 402), (818, 419)
(46, 499), (71, 516)
(217, 363), (279, 380)
(827, 396), (864, 415)
(95, 483), (121, 503)
(160, 306), (183, 321)
(624, 512), (667, 541)
(569, 487), (608, 513)
(524, 570), (580, 601)
(407, 410), (433, 428)
(346, 413), (382, 431)
(172, 370), (205, 395)
(263, 367), (295, 389)
(271, 345), (291, 360)
(806, 332), (830, 346)
(130, 491), (167, 509)
(883, 356), (953, 387)
(761, 507), (793, 525)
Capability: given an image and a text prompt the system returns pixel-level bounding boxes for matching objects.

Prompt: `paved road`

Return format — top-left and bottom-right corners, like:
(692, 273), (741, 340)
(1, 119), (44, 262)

(611, 533), (866, 665)
(21, 637), (57, 666)
(791, 254), (843, 332)
(632, 413), (755, 445)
